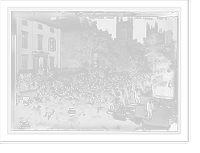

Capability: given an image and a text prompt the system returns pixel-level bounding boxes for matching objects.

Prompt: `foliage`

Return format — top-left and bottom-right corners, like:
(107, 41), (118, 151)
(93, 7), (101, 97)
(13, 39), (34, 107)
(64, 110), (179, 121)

(145, 31), (172, 74)
(61, 25), (114, 69)
(61, 31), (81, 68)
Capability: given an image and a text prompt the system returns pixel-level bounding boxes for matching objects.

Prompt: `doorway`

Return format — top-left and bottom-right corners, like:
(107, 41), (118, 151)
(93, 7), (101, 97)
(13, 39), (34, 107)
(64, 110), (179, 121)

(39, 57), (44, 68)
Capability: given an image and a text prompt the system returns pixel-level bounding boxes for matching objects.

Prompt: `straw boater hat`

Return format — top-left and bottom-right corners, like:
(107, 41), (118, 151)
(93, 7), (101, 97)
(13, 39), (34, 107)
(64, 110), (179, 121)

(106, 110), (113, 115)
(67, 108), (76, 114)
(124, 112), (132, 119)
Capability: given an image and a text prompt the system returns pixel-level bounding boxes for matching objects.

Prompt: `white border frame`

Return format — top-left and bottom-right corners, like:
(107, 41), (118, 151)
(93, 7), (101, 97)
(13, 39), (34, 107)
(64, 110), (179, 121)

(0, 0), (190, 143)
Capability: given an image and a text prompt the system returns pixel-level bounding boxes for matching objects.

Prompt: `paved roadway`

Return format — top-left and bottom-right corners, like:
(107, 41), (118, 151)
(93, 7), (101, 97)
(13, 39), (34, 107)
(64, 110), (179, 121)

(16, 88), (177, 130)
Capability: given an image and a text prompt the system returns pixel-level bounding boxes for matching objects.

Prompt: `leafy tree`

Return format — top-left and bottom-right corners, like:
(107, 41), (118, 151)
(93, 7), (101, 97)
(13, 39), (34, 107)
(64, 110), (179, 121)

(80, 28), (109, 71)
(145, 30), (172, 74)
(61, 31), (81, 68)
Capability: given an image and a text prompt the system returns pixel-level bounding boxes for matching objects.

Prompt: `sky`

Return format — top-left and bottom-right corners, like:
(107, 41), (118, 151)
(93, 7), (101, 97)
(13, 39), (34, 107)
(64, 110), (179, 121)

(93, 16), (178, 43)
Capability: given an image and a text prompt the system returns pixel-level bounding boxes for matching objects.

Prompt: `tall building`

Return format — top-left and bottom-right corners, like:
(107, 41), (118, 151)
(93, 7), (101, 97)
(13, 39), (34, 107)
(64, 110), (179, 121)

(132, 39), (144, 57)
(116, 17), (133, 47)
(12, 13), (61, 74)
(146, 21), (159, 38)
(165, 30), (173, 45)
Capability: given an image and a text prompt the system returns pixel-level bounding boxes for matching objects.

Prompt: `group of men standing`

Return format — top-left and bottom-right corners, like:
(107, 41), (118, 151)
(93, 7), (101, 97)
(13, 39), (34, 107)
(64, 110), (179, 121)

(33, 71), (145, 110)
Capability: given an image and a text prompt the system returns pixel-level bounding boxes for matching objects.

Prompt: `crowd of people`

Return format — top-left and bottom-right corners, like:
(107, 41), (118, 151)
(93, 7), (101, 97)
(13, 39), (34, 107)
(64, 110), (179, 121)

(16, 72), (149, 130)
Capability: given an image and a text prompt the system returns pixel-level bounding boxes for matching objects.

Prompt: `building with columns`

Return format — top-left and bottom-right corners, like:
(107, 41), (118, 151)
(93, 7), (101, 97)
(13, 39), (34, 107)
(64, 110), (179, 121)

(16, 13), (62, 74)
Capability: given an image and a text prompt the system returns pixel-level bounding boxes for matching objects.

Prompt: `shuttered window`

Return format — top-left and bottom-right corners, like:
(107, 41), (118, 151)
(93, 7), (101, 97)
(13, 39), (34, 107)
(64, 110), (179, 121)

(38, 24), (42, 30)
(22, 19), (28, 26)
(50, 27), (54, 33)
(38, 35), (43, 50)
(22, 31), (28, 48)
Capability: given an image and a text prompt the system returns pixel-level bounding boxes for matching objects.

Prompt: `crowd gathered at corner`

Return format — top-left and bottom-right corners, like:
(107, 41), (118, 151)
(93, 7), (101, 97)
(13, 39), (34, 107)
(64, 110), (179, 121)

(16, 72), (177, 131)
(16, 72), (150, 130)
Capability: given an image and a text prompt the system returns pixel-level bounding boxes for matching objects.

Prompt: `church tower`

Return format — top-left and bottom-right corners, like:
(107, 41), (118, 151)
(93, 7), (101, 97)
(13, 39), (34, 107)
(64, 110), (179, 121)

(116, 16), (133, 47)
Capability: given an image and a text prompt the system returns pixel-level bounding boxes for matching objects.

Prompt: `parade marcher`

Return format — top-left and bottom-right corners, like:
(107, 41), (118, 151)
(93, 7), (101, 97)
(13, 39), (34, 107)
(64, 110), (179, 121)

(146, 99), (154, 121)
(125, 86), (131, 104)
(134, 88), (141, 103)
(108, 92), (115, 110)
(120, 89), (127, 106)
(43, 107), (56, 129)
(67, 108), (79, 130)
(18, 100), (31, 119)
(98, 102), (108, 124)
(105, 110), (116, 130)
(86, 107), (101, 130)
(115, 88), (121, 104)
(37, 84), (44, 98)
(31, 100), (42, 125)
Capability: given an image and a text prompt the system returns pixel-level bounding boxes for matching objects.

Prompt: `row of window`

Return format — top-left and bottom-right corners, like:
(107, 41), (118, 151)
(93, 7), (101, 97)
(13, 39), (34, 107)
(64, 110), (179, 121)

(21, 55), (55, 70)
(22, 19), (55, 33)
(21, 30), (56, 51)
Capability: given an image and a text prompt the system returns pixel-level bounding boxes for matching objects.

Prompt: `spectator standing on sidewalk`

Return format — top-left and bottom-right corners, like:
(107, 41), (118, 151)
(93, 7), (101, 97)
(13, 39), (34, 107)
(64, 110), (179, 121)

(146, 99), (154, 121)
(134, 88), (141, 104)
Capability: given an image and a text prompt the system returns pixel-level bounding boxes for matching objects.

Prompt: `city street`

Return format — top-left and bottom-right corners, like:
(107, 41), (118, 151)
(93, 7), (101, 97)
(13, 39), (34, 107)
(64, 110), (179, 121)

(16, 88), (174, 130)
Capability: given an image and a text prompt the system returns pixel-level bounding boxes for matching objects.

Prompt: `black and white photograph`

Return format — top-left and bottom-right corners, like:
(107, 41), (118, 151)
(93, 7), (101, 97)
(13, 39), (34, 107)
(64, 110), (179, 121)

(11, 10), (178, 132)
(0, 0), (190, 144)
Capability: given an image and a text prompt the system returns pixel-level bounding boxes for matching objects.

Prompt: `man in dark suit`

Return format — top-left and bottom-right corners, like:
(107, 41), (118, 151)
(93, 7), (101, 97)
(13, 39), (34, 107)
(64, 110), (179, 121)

(43, 107), (56, 129)
(87, 107), (101, 130)
(19, 100), (32, 119)
(120, 89), (127, 106)
(108, 92), (115, 110)
(135, 89), (141, 106)
(146, 99), (154, 121)
(98, 102), (108, 125)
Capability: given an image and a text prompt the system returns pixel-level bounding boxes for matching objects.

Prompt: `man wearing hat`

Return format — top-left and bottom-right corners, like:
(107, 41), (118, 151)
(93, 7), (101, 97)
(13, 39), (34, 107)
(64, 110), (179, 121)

(31, 98), (41, 124)
(43, 106), (56, 129)
(146, 99), (154, 121)
(120, 88), (127, 106)
(105, 110), (116, 130)
(67, 108), (78, 129)
(19, 100), (31, 119)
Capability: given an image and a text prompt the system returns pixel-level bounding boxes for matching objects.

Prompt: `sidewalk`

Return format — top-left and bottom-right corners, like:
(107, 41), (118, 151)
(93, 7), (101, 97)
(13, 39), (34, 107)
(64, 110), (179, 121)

(123, 88), (174, 130)
(16, 88), (177, 130)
